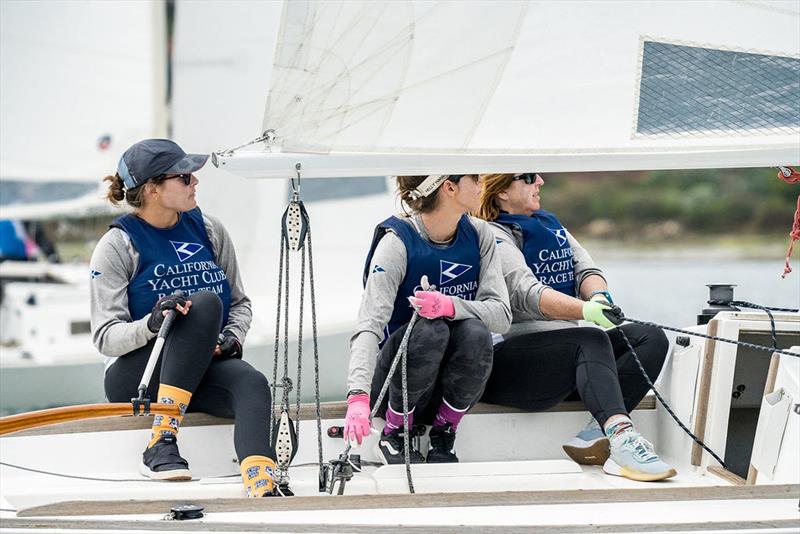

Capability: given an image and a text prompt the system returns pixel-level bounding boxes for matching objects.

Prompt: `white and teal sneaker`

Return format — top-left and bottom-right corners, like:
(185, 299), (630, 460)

(562, 417), (610, 465)
(604, 430), (677, 482)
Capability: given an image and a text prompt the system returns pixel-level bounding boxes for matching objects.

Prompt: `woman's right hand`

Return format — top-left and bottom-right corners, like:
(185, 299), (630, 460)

(147, 292), (191, 333)
(344, 392), (371, 445)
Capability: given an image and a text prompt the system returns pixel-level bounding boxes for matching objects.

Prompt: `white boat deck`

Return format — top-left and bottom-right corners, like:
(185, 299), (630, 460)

(2, 405), (798, 532)
(2, 321), (799, 531)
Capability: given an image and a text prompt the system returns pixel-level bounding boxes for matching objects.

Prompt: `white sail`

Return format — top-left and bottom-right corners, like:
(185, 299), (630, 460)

(0, 0), (163, 185)
(214, 0), (800, 178)
(172, 0), (397, 346)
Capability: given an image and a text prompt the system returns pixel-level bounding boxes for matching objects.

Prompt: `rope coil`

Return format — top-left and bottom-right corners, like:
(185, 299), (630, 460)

(776, 166), (800, 278)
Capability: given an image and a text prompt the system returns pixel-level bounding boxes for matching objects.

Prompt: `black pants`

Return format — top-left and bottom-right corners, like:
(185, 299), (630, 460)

(481, 323), (668, 426)
(105, 291), (274, 461)
(370, 318), (494, 425)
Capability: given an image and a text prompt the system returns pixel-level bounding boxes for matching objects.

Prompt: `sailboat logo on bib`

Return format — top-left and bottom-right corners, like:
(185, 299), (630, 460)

(440, 260), (472, 285)
(170, 241), (204, 262)
(548, 228), (568, 247)
(439, 260), (476, 298)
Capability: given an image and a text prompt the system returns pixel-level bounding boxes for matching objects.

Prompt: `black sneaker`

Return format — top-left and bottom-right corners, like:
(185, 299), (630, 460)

(427, 424), (458, 463)
(376, 428), (426, 465)
(140, 434), (192, 480)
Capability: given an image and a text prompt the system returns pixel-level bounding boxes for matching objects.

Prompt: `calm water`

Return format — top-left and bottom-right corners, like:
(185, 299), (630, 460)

(600, 258), (799, 329)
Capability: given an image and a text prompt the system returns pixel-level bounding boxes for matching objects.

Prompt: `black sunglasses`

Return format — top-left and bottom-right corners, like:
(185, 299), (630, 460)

(512, 173), (538, 184)
(162, 173), (193, 186)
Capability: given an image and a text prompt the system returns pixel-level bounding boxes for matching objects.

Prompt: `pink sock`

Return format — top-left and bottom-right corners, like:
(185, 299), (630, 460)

(384, 404), (414, 435)
(433, 398), (469, 431)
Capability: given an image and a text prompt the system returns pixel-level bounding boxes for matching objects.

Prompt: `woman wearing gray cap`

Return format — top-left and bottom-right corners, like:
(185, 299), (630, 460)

(90, 139), (281, 497)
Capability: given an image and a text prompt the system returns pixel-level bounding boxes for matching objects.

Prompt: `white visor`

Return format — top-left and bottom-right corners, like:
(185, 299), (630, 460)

(409, 174), (448, 200)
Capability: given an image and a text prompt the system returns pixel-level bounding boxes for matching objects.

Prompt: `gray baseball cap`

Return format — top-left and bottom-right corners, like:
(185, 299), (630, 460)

(117, 139), (208, 189)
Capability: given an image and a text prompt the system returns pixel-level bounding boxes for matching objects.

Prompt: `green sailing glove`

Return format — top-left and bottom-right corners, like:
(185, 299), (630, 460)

(582, 299), (624, 329)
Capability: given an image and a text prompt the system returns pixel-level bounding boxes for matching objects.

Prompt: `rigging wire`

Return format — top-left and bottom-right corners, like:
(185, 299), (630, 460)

(618, 299), (799, 469)
(331, 313), (419, 495)
(2, 302), (796, 487)
(269, 165), (323, 494)
(621, 317), (800, 358)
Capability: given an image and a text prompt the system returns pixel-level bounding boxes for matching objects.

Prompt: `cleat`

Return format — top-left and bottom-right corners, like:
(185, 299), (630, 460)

(604, 430), (677, 482)
(140, 434), (192, 481)
(563, 418), (609, 465)
(427, 423), (459, 463)
(376, 428), (425, 465)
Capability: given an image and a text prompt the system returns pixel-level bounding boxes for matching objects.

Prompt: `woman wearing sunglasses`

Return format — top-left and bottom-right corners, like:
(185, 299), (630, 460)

(477, 173), (674, 482)
(344, 174), (511, 464)
(90, 139), (281, 497)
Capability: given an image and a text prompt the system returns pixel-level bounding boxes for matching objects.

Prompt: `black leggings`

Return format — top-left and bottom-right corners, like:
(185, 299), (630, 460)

(105, 291), (274, 461)
(481, 323), (668, 426)
(370, 318), (494, 424)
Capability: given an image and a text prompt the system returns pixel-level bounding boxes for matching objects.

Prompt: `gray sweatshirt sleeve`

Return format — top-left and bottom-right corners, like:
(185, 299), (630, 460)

(90, 212), (253, 359)
(204, 214), (252, 344)
(490, 223), (550, 320)
(450, 217), (511, 333)
(89, 229), (157, 357)
(347, 231), (406, 393)
(347, 216), (512, 393)
(491, 222), (608, 329)
(568, 230), (606, 292)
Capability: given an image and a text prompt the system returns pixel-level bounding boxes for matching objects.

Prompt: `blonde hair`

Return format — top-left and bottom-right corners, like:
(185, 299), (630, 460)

(477, 173), (517, 221)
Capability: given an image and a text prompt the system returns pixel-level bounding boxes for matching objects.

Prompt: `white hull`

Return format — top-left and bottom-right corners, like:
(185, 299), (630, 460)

(1, 312), (798, 531)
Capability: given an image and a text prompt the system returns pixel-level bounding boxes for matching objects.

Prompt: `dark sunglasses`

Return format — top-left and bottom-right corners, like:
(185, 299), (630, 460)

(163, 173), (193, 186)
(513, 173), (538, 184)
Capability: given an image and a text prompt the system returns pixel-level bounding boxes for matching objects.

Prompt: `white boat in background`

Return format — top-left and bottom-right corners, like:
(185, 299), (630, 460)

(0, 0), (167, 414)
(1, 0), (800, 531)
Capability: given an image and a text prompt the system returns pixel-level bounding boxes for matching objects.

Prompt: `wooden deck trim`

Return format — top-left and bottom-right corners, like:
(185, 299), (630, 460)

(0, 403), (180, 436)
(707, 465), (746, 486)
(691, 318), (718, 466)
(6, 397), (656, 438)
(3, 518), (799, 533)
(14, 483), (799, 518)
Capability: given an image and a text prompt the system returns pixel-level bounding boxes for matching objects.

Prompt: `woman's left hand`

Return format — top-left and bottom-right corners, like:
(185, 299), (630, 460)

(214, 332), (242, 359)
(409, 290), (455, 319)
(582, 300), (624, 329)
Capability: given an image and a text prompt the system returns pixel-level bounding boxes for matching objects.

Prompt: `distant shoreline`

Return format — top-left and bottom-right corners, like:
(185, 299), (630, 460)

(55, 233), (797, 263)
(577, 234), (796, 261)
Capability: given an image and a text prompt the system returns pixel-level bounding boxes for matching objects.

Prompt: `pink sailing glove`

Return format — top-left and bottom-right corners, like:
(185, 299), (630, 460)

(344, 392), (371, 445)
(409, 290), (455, 319)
